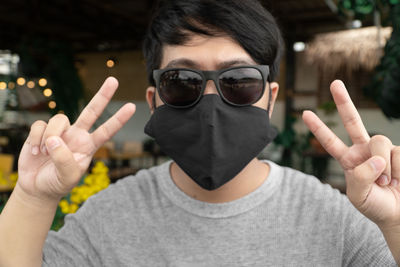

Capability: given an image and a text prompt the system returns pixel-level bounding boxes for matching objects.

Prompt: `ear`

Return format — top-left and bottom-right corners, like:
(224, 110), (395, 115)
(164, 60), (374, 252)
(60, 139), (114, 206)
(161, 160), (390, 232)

(268, 82), (279, 118)
(146, 86), (156, 114)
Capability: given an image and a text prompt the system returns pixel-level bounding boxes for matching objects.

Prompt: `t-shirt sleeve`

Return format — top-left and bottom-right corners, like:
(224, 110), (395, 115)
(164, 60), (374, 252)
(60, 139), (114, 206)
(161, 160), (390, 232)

(42, 193), (105, 267)
(340, 195), (397, 266)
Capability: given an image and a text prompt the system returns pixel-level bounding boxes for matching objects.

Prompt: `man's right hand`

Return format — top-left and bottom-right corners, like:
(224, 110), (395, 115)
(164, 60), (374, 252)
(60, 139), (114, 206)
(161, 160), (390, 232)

(17, 77), (136, 202)
(0, 77), (135, 266)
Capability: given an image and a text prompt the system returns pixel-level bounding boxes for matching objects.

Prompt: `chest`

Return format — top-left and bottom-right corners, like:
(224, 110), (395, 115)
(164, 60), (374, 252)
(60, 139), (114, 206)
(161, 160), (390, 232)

(101, 211), (343, 266)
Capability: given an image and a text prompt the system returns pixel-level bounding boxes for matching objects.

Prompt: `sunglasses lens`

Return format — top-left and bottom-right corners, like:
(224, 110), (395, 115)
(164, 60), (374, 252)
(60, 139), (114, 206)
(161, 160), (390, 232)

(219, 68), (264, 105)
(159, 70), (203, 107)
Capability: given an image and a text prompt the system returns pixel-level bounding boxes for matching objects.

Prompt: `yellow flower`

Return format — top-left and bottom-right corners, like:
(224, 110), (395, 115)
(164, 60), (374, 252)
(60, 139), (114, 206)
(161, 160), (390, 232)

(0, 171), (6, 184)
(92, 161), (108, 174)
(81, 193), (90, 201)
(61, 205), (69, 214)
(92, 184), (102, 193)
(9, 172), (18, 182)
(84, 174), (94, 185)
(58, 161), (111, 215)
(69, 203), (79, 213)
(59, 199), (69, 209)
(70, 193), (81, 204)
(71, 187), (79, 194)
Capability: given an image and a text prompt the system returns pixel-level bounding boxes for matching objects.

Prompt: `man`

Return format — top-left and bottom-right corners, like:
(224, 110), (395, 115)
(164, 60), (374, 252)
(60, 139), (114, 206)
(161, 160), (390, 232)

(0, 0), (399, 266)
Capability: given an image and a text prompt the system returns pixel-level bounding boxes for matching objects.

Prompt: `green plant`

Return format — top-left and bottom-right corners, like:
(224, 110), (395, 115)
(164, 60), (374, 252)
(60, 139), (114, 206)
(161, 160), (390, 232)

(18, 38), (84, 121)
(318, 101), (337, 128)
(338, 0), (400, 118)
(365, 4), (400, 118)
(273, 115), (311, 168)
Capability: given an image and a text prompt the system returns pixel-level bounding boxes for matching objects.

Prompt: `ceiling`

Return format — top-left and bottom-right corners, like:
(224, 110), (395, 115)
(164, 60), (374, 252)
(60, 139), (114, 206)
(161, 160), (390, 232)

(0, 0), (347, 53)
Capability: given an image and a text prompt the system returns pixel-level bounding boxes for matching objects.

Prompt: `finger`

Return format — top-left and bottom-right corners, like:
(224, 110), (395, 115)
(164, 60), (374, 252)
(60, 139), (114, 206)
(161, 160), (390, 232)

(45, 136), (81, 191)
(369, 135), (393, 186)
(302, 110), (348, 161)
(27, 120), (47, 155)
(40, 114), (70, 155)
(74, 77), (119, 131)
(330, 80), (370, 144)
(390, 146), (400, 187)
(347, 156), (386, 208)
(91, 103), (136, 149)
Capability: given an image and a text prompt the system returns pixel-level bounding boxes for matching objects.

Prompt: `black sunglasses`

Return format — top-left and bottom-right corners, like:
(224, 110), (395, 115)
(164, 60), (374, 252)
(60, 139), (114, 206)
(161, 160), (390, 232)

(153, 65), (270, 108)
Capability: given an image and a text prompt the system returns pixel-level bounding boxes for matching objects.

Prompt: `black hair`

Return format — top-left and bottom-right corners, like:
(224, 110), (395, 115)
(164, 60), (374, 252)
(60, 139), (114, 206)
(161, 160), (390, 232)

(142, 0), (284, 86)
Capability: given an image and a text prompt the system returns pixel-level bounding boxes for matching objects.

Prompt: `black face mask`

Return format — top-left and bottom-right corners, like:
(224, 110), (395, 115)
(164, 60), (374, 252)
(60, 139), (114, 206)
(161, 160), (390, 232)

(144, 94), (277, 190)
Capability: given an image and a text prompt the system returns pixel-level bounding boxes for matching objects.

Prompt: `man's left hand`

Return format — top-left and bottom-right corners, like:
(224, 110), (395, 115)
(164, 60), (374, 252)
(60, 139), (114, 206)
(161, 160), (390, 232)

(303, 80), (400, 230)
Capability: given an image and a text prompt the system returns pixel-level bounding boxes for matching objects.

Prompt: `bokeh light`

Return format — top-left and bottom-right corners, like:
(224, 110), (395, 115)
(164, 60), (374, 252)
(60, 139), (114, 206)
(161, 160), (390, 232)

(8, 82), (15, 89)
(106, 59), (115, 68)
(27, 81), (35, 88)
(16, 77), (26, 86)
(48, 101), (56, 109)
(38, 78), (47, 87)
(0, 82), (6, 90)
(43, 88), (53, 97)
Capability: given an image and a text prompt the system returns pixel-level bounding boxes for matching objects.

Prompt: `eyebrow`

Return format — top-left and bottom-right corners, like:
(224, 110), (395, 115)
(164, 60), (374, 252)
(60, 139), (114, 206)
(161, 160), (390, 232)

(164, 58), (256, 70)
(217, 59), (255, 69)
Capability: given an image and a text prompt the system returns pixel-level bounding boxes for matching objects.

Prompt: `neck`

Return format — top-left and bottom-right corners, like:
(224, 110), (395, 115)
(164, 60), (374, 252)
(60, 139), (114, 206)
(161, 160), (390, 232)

(170, 158), (270, 203)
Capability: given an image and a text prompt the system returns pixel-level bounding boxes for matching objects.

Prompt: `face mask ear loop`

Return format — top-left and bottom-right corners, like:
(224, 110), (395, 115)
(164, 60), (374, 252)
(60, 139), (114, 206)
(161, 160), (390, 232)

(152, 94), (156, 110)
(267, 77), (272, 114)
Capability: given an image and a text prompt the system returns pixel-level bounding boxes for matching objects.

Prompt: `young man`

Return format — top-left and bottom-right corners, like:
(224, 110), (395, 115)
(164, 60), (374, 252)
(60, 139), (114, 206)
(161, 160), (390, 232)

(0, 0), (399, 266)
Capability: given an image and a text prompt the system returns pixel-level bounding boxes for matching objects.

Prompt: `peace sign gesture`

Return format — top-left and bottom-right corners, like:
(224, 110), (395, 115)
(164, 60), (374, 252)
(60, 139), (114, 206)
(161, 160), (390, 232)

(303, 80), (400, 231)
(17, 77), (136, 201)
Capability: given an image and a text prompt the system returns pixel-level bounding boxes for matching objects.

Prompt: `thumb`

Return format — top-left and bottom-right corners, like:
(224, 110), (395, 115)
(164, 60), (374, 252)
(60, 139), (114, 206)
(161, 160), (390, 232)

(45, 136), (81, 188)
(346, 156), (386, 205)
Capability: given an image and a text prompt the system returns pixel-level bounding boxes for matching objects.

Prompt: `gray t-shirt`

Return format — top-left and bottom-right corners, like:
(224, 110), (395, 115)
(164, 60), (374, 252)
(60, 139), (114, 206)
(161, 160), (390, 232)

(43, 160), (396, 266)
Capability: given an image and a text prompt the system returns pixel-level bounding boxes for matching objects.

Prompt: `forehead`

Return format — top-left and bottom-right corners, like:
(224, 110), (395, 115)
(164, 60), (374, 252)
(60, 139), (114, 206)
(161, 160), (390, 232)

(160, 34), (256, 70)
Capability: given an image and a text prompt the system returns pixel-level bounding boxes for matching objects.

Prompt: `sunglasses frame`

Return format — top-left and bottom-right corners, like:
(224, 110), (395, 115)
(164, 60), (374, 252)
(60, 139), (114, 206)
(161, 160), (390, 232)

(153, 65), (270, 109)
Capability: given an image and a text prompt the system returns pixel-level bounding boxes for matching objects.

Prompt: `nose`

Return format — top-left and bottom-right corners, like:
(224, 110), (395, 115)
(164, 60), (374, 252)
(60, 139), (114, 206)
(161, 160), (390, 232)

(203, 80), (218, 95)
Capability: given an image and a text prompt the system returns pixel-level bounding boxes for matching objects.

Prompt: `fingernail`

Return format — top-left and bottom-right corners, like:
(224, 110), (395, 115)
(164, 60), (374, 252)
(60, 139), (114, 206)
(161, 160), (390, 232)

(41, 145), (47, 154)
(31, 146), (39, 155)
(370, 158), (385, 174)
(46, 137), (60, 151)
(391, 178), (399, 187)
(377, 175), (389, 185)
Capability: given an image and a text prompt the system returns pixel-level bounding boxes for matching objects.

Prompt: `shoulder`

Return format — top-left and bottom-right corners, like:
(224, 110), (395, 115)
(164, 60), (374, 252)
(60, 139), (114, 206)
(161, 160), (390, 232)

(268, 160), (341, 197)
(266, 160), (351, 217)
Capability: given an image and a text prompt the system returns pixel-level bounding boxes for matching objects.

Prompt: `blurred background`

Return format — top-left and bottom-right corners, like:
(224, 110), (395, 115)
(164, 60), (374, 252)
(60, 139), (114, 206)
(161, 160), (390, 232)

(0, 0), (400, 221)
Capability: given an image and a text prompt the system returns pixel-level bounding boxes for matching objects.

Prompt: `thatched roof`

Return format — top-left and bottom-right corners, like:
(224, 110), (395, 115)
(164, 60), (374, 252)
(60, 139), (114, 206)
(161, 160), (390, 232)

(306, 26), (392, 75)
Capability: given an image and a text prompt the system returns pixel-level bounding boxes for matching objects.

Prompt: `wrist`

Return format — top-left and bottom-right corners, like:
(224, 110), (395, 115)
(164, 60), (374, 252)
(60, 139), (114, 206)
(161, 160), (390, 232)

(12, 184), (61, 212)
(379, 223), (400, 235)
(0, 185), (60, 267)
(378, 223), (400, 266)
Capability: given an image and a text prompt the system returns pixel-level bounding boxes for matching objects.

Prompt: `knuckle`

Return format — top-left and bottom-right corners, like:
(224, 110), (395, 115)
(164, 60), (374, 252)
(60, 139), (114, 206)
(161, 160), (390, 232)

(392, 146), (400, 155)
(29, 121), (47, 144)
(393, 147), (400, 175)
(101, 125), (112, 140)
(324, 136), (336, 151)
(344, 115), (359, 128)
(352, 135), (368, 144)
(30, 120), (47, 131)
(86, 105), (100, 119)
(312, 125), (322, 136)
(339, 156), (353, 170)
(370, 134), (391, 146)
(49, 114), (70, 125)
(114, 116), (124, 128)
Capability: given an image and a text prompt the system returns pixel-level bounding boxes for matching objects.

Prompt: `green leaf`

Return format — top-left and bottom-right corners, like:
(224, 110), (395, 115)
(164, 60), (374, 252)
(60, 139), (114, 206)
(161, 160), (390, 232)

(354, 0), (374, 14)
(343, 0), (353, 9)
